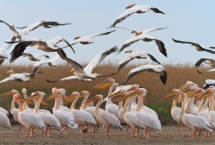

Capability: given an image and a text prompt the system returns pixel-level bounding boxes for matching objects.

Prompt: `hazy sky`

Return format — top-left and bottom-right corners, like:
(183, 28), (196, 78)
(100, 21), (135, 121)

(1, 1), (215, 65)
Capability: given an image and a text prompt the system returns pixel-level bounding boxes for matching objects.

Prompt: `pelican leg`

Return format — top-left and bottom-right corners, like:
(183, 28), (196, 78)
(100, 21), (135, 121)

(33, 128), (36, 133)
(19, 124), (23, 131)
(135, 128), (139, 137)
(29, 128), (33, 137)
(146, 129), (150, 137)
(45, 127), (50, 136)
(205, 131), (209, 137)
(126, 125), (130, 132)
(192, 130), (197, 139)
(25, 128), (30, 137)
(64, 127), (68, 134)
(130, 127), (135, 137)
(94, 123), (98, 132)
(210, 132), (212, 137)
(105, 126), (110, 137)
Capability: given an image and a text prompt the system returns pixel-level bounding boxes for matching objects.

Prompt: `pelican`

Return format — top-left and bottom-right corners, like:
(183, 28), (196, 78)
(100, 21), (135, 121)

(47, 89), (78, 134)
(195, 57), (215, 68)
(85, 95), (122, 136)
(123, 64), (167, 85)
(64, 92), (96, 132)
(109, 3), (165, 27)
(178, 92), (212, 139)
(22, 53), (49, 61)
(47, 46), (118, 82)
(0, 20), (71, 39)
(116, 26), (167, 57)
(125, 88), (161, 137)
(62, 30), (116, 48)
(112, 50), (160, 75)
(162, 89), (182, 130)
(29, 91), (62, 136)
(13, 94), (45, 137)
(8, 35), (75, 62)
(0, 70), (42, 84)
(172, 38), (215, 54)
(0, 112), (11, 129)
(32, 54), (60, 74)
(203, 79), (215, 89)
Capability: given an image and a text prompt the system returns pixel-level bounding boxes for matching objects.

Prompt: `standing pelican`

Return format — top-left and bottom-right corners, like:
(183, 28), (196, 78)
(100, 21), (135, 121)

(85, 95), (122, 136)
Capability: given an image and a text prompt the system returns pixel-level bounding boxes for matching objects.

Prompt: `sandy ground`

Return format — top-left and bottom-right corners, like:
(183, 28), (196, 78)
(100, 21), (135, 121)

(0, 125), (215, 145)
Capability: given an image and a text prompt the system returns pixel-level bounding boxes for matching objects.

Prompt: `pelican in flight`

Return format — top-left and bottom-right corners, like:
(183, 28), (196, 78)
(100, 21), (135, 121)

(32, 54), (60, 74)
(203, 79), (215, 89)
(122, 64), (167, 85)
(47, 46), (118, 82)
(85, 95), (122, 136)
(0, 70), (42, 84)
(62, 30), (116, 48)
(0, 20), (71, 39)
(8, 35), (74, 62)
(112, 50), (160, 75)
(195, 57), (215, 68)
(22, 53), (49, 61)
(109, 3), (165, 28)
(117, 26), (167, 57)
(172, 38), (215, 54)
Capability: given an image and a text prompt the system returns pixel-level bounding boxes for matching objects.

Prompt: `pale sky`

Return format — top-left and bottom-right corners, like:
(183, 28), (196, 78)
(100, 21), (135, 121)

(1, 1), (215, 66)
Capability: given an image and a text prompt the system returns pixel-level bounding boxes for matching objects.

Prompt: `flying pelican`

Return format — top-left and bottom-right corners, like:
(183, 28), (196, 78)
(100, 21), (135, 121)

(116, 26), (167, 57)
(0, 70), (42, 84)
(85, 95), (122, 136)
(203, 79), (215, 89)
(13, 94), (45, 137)
(0, 20), (71, 39)
(47, 46), (118, 82)
(64, 92), (96, 132)
(178, 92), (212, 139)
(122, 64), (167, 85)
(32, 54), (60, 74)
(112, 50), (160, 75)
(195, 57), (215, 68)
(46, 89), (78, 134)
(109, 3), (165, 28)
(8, 35), (75, 62)
(29, 91), (62, 136)
(172, 38), (215, 54)
(62, 30), (116, 48)
(22, 53), (49, 61)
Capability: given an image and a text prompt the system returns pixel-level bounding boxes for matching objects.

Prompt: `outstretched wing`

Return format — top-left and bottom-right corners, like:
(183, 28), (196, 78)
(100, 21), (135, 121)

(119, 36), (144, 53)
(0, 20), (12, 28)
(172, 38), (196, 45)
(88, 30), (116, 38)
(0, 77), (15, 84)
(84, 46), (118, 74)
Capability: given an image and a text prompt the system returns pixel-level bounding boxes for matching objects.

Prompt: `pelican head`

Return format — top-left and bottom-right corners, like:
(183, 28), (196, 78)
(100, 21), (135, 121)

(74, 36), (81, 40)
(22, 88), (27, 94)
(0, 89), (19, 96)
(64, 91), (82, 104)
(69, 68), (75, 74)
(13, 94), (33, 104)
(124, 50), (133, 54)
(10, 25), (15, 29)
(108, 88), (126, 99)
(81, 90), (91, 97)
(41, 20), (45, 23)
(28, 91), (48, 105)
(125, 3), (136, 9)
(3, 70), (14, 75)
(85, 95), (103, 104)
(162, 89), (180, 99)
(93, 78), (115, 89)
(195, 87), (214, 101)
(122, 88), (147, 101)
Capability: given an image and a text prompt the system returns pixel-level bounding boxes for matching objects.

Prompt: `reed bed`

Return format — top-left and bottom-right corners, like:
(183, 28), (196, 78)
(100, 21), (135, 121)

(0, 61), (213, 119)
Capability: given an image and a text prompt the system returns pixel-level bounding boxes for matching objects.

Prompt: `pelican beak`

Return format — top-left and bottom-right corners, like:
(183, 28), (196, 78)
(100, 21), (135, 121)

(127, 87), (137, 92)
(188, 90), (202, 98)
(46, 93), (60, 100)
(195, 91), (212, 101)
(79, 94), (86, 99)
(182, 88), (194, 96)
(123, 90), (141, 100)
(0, 91), (14, 96)
(64, 95), (76, 104)
(172, 93), (181, 100)
(179, 84), (189, 91)
(18, 97), (33, 104)
(28, 94), (40, 100)
(69, 68), (75, 73)
(112, 95), (124, 103)
(108, 91), (123, 98)
(85, 96), (100, 104)
(31, 43), (38, 47)
(3, 71), (11, 75)
(93, 80), (112, 89)
(62, 95), (69, 101)
(162, 91), (177, 99)
(40, 100), (48, 106)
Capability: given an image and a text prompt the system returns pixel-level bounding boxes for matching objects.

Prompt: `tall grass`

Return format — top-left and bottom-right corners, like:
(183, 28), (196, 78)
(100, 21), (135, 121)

(0, 62), (213, 118)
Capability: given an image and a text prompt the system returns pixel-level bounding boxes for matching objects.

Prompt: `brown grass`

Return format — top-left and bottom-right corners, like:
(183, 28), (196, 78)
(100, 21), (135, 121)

(0, 62), (213, 118)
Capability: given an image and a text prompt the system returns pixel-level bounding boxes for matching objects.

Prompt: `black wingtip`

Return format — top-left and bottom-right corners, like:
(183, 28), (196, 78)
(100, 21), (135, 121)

(46, 79), (57, 83)
(8, 112), (14, 119)
(197, 70), (203, 74)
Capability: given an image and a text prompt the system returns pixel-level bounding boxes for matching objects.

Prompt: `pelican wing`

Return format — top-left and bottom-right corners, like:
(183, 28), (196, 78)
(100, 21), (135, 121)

(126, 112), (143, 128)
(0, 36), (16, 56)
(18, 21), (44, 35)
(42, 21), (71, 27)
(88, 30), (116, 38)
(0, 20), (12, 28)
(33, 54), (50, 59)
(143, 27), (166, 34)
(155, 39), (167, 57)
(100, 111), (122, 130)
(48, 35), (64, 45)
(84, 46), (118, 74)
(203, 79), (215, 89)
(197, 44), (215, 54)
(0, 77), (16, 84)
(195, 57), (215, 67)
(72, 110), (96, 124)
(172, 38), (196, 45)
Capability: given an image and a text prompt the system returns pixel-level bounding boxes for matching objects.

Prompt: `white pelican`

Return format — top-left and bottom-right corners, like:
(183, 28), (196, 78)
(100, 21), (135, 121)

(14, 94), (45, 137)
(162, 89), (182, 130)
(64, 92), (96, 132)
(47, 46), (118, 82)
(29, 91), (62, 136)
(116, 26), (167, 57)
(172, 38), (215, 54)
(123, 64), (167, 85)
(179, 92), (212, 139)
(0, 20), (71, 39)
(85, 95), (122, 136)
(112, 50), (160, 75)
(0, 112), (11, 129)
(47, 89), (78, 134)
(8, 35), (75, 62)
(32, 54), (60, 74)
(22, 53), (49, 61)
(62, 30), (116, 48)
(195, 57), (215, 68)
(109, 3), (165, 27)
(126, 88), (161, 137)
(0, 70), (42, 84)
(203, 79), (215, 89)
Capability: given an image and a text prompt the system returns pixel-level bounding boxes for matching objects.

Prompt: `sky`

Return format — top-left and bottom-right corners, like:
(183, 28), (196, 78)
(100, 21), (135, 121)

(0, 1), (215, 66)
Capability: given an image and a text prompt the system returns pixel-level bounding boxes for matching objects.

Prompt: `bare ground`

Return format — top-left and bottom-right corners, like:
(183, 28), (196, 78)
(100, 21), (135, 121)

(0, 125), (215, 145)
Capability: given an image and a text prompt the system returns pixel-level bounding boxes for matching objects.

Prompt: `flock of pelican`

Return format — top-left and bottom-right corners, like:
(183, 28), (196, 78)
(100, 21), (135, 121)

(0, 78), (161, 138)
(0, 2), (215, 140)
